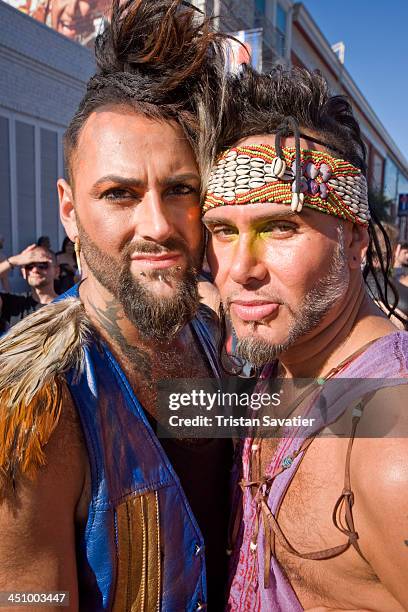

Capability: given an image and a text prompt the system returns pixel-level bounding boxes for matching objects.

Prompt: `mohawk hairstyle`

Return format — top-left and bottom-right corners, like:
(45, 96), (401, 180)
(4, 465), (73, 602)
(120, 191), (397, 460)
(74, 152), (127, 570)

(64, 0), (228, 184)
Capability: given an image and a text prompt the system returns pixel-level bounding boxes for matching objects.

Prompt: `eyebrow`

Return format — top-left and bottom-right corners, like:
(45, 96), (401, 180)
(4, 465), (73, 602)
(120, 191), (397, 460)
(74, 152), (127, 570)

(91, 172), (200, 192)
(203, 210), (300, 227)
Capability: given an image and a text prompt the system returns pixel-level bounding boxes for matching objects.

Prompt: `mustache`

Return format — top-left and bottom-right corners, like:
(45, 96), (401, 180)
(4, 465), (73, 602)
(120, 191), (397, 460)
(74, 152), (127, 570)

(123, 237), (190, 258)
(225, 291), (284, 311)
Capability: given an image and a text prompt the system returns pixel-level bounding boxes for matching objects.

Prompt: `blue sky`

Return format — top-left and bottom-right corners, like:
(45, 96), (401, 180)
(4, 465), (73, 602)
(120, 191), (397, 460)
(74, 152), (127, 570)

(302, 0), (408, 159)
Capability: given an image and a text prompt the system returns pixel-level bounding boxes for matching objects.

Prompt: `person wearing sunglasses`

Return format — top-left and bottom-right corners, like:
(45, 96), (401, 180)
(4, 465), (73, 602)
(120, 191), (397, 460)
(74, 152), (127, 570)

(0, 244), (58, 332)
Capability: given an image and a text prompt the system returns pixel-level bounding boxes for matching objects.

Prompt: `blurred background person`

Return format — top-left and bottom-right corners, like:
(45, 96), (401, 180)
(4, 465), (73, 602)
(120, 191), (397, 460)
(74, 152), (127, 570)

(0, 236), (10, 292)
(365, 222), (408, 327)
(36, 235), (52, 250)
(0, 244), (58, 333)
(394, 241), (408, 279)
(56, 236), (78, 293)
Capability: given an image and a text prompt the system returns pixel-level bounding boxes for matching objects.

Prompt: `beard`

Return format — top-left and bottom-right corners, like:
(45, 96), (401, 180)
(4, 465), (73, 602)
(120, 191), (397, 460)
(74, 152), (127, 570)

(77, 221), (201, 342)
(234, 229), (349, 367)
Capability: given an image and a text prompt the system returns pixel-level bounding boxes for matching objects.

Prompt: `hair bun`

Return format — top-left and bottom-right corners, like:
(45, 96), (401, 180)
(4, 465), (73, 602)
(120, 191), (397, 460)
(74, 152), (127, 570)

(94, 0), (226, 102)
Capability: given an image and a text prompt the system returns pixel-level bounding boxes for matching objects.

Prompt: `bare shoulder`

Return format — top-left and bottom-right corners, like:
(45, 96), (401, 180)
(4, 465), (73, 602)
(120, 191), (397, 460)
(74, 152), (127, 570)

(0, 386), (87, 601)
(353, 384), (408, 502)
(351, 385), (408, 607)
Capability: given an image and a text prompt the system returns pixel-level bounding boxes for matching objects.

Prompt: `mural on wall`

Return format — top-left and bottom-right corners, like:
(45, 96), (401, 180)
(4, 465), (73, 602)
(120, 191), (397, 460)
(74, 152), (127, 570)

(5, 0), (108, 46)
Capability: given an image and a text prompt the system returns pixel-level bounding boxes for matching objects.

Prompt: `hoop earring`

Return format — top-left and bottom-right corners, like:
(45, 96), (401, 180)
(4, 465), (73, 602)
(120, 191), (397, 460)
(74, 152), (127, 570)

(74, 236), (82, 276)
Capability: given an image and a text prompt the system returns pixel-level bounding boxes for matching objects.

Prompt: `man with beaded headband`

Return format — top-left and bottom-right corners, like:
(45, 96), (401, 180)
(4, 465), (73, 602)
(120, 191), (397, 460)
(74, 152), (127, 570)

(0, 1), (233, 609)
(201, 66), (408, 610)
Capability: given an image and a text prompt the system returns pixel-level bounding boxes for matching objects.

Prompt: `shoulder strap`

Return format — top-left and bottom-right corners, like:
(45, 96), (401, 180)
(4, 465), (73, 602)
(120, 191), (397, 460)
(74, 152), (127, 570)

(260, 400), (370, 588)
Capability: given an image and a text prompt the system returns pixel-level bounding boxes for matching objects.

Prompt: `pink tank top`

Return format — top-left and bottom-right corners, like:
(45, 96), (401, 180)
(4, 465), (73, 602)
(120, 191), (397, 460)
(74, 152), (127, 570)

(228, 332), (408, 611)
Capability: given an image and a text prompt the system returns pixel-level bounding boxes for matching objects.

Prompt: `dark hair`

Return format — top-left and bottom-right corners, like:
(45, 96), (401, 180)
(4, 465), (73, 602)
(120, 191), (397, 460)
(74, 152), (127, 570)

(37, 235), (51, 248)
(399, 242), (408, 251)
(208, 65), (406, 329)
(64, 0), (228, 183)
(61, 236), (74, 252)
(210, 65), (366, 170)
(32, 246), (57, 265)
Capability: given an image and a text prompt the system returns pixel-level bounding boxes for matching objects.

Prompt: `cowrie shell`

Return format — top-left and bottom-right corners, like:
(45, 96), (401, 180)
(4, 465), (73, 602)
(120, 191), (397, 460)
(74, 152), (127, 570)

(271, 157), (286, 178)
(236, 166), (251, 176)
(250, 169), (264, 178)
(291, 192), (305, 212)
(249, 180), (265, 188)
(237, 155), (251, 164)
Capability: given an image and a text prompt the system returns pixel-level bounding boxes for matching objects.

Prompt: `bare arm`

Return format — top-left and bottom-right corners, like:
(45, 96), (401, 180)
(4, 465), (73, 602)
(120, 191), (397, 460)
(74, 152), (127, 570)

(353, 386), (408, 609)
(0, 254), (10, 292)
(0, 245), (52, 276)
(0, 390), (88, 612)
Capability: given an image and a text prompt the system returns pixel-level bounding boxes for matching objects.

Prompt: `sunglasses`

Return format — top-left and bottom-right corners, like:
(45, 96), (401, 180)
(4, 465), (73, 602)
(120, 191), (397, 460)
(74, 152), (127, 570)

(24, 262), (50, 271)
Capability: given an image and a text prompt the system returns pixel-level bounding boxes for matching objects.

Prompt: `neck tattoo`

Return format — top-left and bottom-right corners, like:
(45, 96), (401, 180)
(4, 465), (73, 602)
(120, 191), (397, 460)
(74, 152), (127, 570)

(88, 297), (153, 384)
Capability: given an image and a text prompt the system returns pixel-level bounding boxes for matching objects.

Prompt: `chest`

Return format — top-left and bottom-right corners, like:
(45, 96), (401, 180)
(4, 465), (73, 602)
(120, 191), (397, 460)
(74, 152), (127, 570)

(127, 333), (212, 419)
(257, 437), (383, 609)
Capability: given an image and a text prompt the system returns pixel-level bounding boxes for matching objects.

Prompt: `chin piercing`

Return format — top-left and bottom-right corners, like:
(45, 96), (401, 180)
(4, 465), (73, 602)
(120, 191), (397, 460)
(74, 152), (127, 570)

(175, 266), (182, 271)
(158, 274), (163, 282)
(140, 272), (146, 277)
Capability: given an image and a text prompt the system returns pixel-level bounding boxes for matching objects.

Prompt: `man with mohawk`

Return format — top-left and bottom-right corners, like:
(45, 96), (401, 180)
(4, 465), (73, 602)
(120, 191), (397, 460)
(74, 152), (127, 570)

(202, 66), (408, 610)
(0, 1), (231, 609)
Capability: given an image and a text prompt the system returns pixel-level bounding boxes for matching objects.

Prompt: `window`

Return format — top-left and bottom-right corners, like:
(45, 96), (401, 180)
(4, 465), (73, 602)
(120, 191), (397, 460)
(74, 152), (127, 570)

(371, 151), (384, 192)
(276, 3), (287, 57)
(0, 116), (12, 255)
(255, 0), (266, 14)
(15, 121), (36, 251)
(41, 128), (59, 248)
(383, 157), (399, 203)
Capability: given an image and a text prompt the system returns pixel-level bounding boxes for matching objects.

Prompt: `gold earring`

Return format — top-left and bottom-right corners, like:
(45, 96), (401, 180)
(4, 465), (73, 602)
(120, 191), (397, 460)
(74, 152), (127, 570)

(74, 236), (82, 276)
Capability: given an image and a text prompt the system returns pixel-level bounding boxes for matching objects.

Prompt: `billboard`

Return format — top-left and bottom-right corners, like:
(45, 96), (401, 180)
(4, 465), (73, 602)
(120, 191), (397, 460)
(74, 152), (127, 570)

(227, 28), (263, 73)
(4, 0), (108, 47)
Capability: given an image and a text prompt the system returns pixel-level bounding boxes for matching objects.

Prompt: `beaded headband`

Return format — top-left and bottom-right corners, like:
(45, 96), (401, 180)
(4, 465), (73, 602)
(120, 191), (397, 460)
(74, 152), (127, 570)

(203, 144), (370, 226)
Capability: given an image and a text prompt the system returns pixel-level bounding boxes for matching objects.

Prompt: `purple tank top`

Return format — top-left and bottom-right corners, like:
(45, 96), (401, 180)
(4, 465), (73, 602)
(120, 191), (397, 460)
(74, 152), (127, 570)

(228, 332), (408, 611)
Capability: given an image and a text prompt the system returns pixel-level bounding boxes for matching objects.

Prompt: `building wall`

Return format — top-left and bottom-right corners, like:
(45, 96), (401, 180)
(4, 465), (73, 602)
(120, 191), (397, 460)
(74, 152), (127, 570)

(0, 1), (94, 289)
(291, 6), (408, 235)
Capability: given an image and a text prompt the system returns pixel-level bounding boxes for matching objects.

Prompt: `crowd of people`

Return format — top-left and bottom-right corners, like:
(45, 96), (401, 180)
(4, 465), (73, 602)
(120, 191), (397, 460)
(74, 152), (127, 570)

(0, 1), (407, 611)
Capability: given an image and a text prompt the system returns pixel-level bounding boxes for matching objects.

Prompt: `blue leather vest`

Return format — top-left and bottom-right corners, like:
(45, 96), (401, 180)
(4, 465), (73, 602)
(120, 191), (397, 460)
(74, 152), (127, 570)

(62, 287), (220, 611)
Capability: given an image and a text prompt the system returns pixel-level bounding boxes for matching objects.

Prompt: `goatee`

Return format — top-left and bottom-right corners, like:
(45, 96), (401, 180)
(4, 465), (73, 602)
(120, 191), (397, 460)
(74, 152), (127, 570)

(77, 222), (200, 342)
